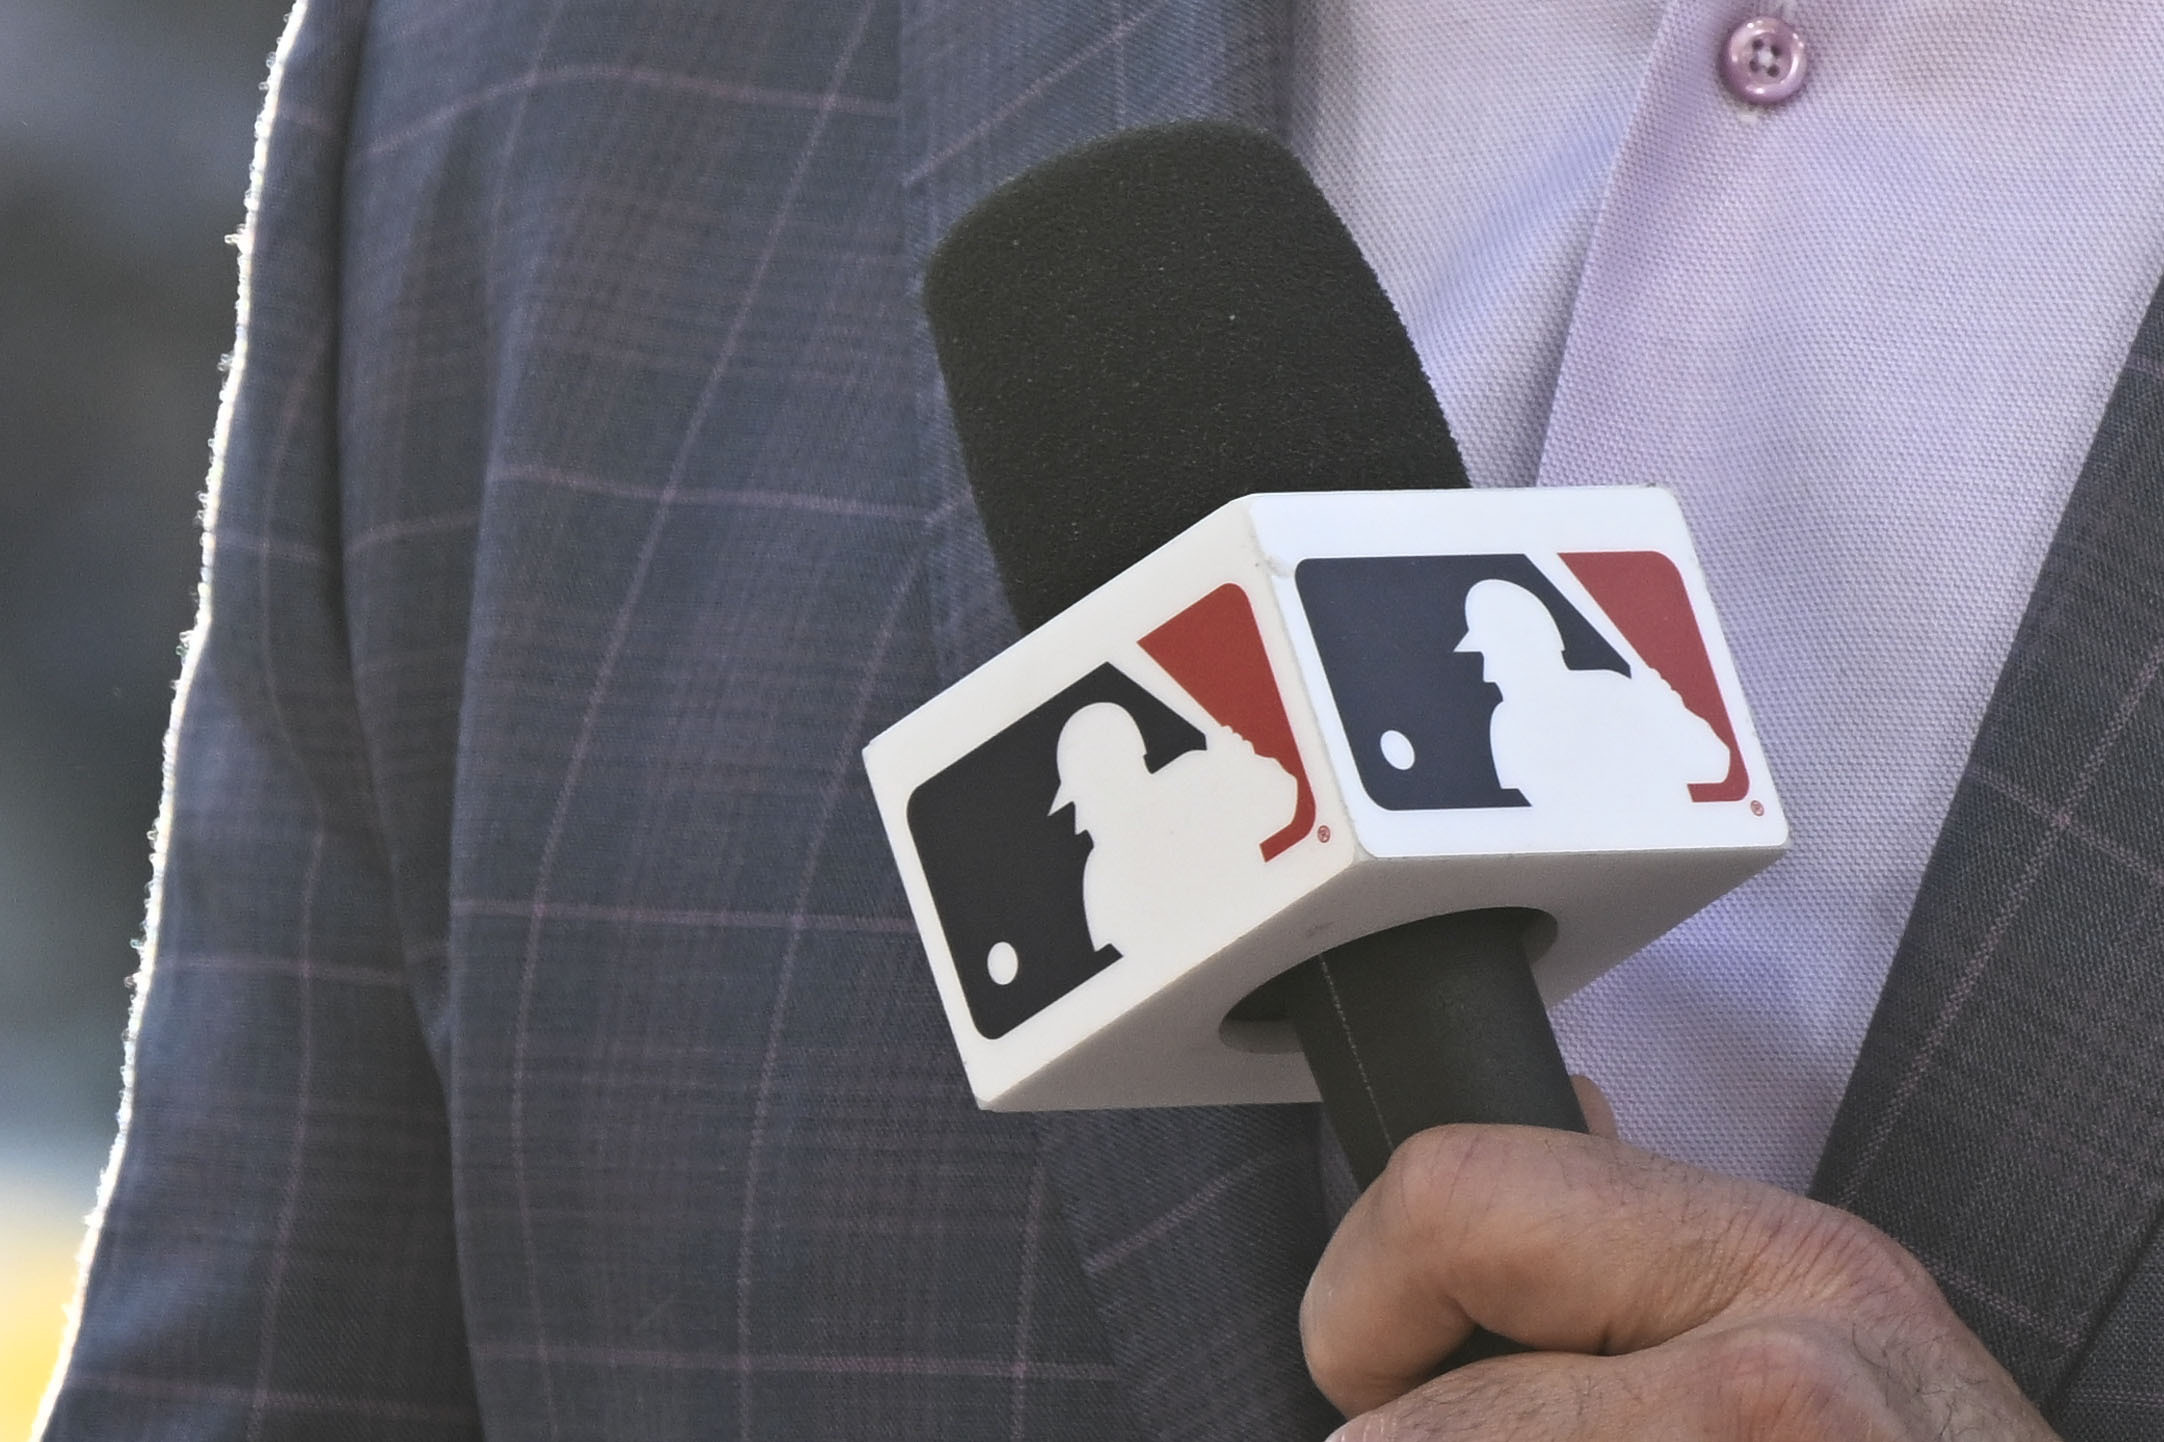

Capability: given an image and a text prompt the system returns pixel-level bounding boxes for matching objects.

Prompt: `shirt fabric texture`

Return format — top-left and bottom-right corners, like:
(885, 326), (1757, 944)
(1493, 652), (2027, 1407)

(1297, 0), (2164, 1191)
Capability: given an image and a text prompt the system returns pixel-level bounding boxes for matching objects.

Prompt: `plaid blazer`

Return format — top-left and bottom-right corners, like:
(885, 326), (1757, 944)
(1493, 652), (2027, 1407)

(39, 1), (2164, 1438)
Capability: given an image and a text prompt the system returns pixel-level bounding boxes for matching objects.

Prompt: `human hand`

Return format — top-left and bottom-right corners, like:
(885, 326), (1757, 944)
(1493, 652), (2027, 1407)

(1301, 1093), (2059, 1440)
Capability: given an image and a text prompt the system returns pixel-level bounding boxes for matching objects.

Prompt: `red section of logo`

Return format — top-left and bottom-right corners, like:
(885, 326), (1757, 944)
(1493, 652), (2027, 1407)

(1140, 584), (1317, 860)
(1559, 551), (1748, 803)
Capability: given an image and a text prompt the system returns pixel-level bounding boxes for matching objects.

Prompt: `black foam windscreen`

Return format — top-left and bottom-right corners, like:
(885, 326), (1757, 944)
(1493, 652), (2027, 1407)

(922, 129), (1585, 1371)
(924, 121), (1469, 633)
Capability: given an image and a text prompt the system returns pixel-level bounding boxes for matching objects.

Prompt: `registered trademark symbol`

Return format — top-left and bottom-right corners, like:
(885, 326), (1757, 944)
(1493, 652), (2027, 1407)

(1316, 825), (1332, 842)
(1750, 800), (1765, 816)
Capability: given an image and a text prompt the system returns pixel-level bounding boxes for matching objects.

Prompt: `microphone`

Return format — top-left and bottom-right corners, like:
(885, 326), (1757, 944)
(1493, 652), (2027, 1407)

(918, 122), (1463, 635)
(866, 123), (1782, 1238)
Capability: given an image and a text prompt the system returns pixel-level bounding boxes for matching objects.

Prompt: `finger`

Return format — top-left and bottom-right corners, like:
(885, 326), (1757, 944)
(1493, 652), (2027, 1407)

(1332, 1346), (1723, 1441)
(1570, 1075), (1617, 1140)
(1302, 1126), (1878, 1417)
(1329, 1318), (1922, 1442)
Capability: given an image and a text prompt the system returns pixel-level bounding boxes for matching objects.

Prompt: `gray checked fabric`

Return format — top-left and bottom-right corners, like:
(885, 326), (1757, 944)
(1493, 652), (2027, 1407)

(1812, 289), (2164, 1434)
(46, 1), (1131, 1436)
(35, 0), (2164, 1438)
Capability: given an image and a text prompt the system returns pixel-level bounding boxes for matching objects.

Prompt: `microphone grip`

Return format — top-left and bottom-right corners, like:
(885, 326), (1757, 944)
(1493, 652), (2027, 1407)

(1281, 908), (1586, 1372)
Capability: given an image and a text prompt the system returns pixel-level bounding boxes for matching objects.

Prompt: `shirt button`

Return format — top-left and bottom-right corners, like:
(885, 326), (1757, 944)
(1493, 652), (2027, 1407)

(1720, 17), (1808, 106)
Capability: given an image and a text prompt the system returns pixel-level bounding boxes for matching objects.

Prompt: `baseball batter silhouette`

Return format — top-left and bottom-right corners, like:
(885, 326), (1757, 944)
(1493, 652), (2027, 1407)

(1452, 579), (1729, 812)
(1051, 700), (1298, 960)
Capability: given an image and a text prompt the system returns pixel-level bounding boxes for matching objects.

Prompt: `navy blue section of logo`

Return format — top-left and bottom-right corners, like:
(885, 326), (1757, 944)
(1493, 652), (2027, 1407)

(1296, 555), (1628, 811)
(906, 664), (1204, 1039)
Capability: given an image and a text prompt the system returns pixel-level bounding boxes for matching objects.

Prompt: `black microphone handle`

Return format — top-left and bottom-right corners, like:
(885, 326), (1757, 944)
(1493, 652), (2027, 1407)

(1279, 908), (1587, 1371)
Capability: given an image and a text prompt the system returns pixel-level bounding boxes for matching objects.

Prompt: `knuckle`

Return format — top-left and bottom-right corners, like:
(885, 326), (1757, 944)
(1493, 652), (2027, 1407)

(1380, 1125), (1509, 1250)
(1775, 1205), (1943, 1312)
(1387, 1125), (1486, 1209)
(1701, 1319), (1891, 1436)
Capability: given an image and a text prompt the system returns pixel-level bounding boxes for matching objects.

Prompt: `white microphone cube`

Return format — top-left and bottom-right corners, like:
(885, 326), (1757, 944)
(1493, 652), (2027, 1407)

(863, 489), (1787, 1111)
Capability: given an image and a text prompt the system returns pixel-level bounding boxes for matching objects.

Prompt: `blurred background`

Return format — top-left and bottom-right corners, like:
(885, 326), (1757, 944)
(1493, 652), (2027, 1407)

(1, 0), (294, 1429)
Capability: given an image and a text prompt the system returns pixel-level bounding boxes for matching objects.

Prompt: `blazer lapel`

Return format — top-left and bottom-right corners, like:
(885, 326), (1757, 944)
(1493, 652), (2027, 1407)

(1813, 276), (2164, 1406)
(896, 5), (1342, 1440)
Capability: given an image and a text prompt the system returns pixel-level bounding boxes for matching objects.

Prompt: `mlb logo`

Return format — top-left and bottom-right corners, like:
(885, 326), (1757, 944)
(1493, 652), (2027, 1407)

(865, 488), (1786, 1111)
(907, 583), (1321, 1041)
(1301, 553), (1746, 815)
